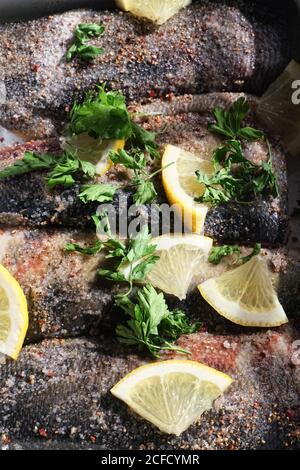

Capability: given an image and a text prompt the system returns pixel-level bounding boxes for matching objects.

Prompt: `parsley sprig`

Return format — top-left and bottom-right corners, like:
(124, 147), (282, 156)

(66, 220), (160, 293)
(97, 224), (160, 295)
(208, 97), (264, 141)
(116, 284), (201, 358)
(65, 216), (201, 358)
(0, 150), (97, 189)
(195, 98), (279, 205)
(0, 151), (56, 180)
(68, 85), (159, 159)
(110, 148), (165, 205)
(66, 23), (105, 62)
(208, 243), (261, 265)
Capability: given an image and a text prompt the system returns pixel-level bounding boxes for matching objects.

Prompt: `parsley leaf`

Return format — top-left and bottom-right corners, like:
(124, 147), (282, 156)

(97, 225), (159, 292)
(208, 245), (241, 264)
(159, 309), (202, 339)
(47, 153), (80, 188)
(64, 240), (102, 255)
(69, 86), (133, 140)
(116, 284), (200, 357)
(132, 179), (157, 205)
(110, 148), (146, 170)
(66, 23), (105, 62)
(68, 86), (159, 160)
(195, 145), (279, 205)
(0, 151), (57, 180)
(129, 122), (160, 159)
(46, 152), (96, 189)
(110, 148), (159, 205)
(131, 255), (160, 281)
(208, 243), (261, 265)
(209, 97), (264, 141)
(79, 183), (117, 203)
(0, 149), (97, 189)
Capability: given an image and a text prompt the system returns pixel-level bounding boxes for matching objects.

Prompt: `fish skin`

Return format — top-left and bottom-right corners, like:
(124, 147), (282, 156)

(0, 328), (299, 450)
(0, 227), (299, 344)
(0, 94), (289, 245)
(204, 201), (288, 245)
(0, 0), (298, 138)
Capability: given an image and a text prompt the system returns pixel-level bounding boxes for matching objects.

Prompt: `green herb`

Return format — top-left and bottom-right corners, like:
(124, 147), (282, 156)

(195, 154), (279, 205)
(110, 148), (162, 205)
(0, 151), (57, 180)
(66, 23), (105, 62)
(98, 225), (159, 294)
(79, 183), (117, 203)
(68, 86), (159, 159)
(0, 149), (97, 189)
(208, 243), (261, 265)
(110, 148), (146, 170)
(64, 240), (102, 255)
(159, 309), (202, 340)
(132, 179), (157, 205)
(46, 152), (96, 189)
(196, 98), (279, 205)
(240, 243), (261, 264)
(69, 86), (133, 139)
(116, 284), (200, 357)
(194, 99), (279, 205)
(129, 122), (160, 159)
(212, 139), (246, 169)
(208, 245), (241, 264)
(195, 169), (233, 204)
(209, 97), (264, 141)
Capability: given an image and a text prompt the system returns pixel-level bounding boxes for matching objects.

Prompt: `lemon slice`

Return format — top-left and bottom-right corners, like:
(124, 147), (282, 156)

(122, 234), (213, 300)
(0, 264), (28, 360)
(198, 255), (288, 327)
(116, 0), (192, 25)
(111, 360), (233, 436)
(162, 145), (214, 233)
(256, 60), (300, 157)
(61, 133), (125, 176)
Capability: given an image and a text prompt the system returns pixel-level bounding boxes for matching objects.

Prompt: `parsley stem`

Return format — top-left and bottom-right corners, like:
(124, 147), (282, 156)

(146, 162), (175, 180)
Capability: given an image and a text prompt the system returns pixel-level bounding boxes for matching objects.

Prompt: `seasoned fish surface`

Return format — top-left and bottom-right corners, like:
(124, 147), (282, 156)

(0, 228), (299, 343)
(0, 0), (298, 137)
(0, 94), (289, 245)
(0, 228), (116, 343)
(0, 331), (299, 450)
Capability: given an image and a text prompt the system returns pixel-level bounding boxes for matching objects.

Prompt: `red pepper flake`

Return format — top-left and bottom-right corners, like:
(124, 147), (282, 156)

(286, 409), (295, 420)
(46, 371), (56, 378)
(148, 90), (156, 98)
(0, 137), (4, 143)
(31, 64), (40, 73)
(1, 435), (11, 445)
(166, 92), (174, 102)
(89, 435), (97, 443)
(38, 428), (48, 438)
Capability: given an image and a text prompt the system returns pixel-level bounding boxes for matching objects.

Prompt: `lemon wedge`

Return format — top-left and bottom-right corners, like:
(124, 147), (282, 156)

(61, 133), (125, 176)
(162, 145), (214, 233)
(122, 234), (213, 300)
(0, 264), (28, 360)
(116, 0), (192, 25)
(111, 360), (233, 436)
(198, 255), (288, 327)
